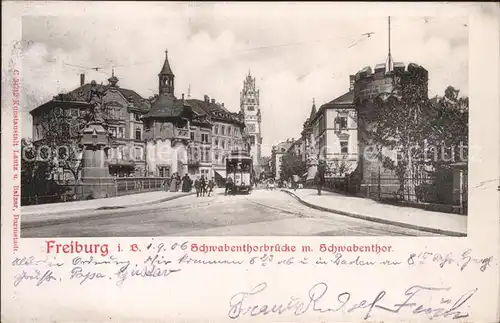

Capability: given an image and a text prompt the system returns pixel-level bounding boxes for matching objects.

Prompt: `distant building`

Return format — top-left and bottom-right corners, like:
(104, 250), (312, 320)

(240, 71), (262, 177)
(271, 139), (294, 180)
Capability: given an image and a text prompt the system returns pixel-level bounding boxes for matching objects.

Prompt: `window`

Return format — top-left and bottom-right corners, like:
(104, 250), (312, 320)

(221, 140), (225, 149)
(247, 106), (255, 111)
(158, 166), (169, 178)
(135, 128), (141, 140)
(134, 113), (141, 121)
(200, 149), (205, 162)
(109, 127), (117, 138)
(118, 127), (124, 139)
(135, 147), (142, 161)
(338, 116), (348, 129)
(340, 141), (349, 154)
(215, 152), (219, 162)
(221, 126), (225, 135)
(190, 132), (195, 140)
(214, 126), (219, 134)
(215, 138), (219, 147)
(201, 133), (209, 143)
(205, 150), (209, 162)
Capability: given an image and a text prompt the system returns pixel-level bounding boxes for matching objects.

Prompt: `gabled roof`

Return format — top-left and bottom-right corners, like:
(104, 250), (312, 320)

(159, 50), (174, 76)
(32, 82), (151, 114)
(323, 91), (354, 107)
(186, 99), (243, 125)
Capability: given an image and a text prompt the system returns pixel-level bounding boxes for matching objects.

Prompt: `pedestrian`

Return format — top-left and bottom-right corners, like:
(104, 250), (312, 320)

(200, 175), (207, 197)
(207, 178), (215, 197)
(181, 174), (191, 192)
(175, 173), (182, 191)
(292, 174), (299, 191)
(225, 175), (234, 196)
(194, 177), (201, 197)
(169, 174), (177, 192)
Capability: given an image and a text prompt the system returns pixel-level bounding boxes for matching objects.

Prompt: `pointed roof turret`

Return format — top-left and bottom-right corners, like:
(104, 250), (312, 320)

(159, 49), (174, 76)
(309, 97), (317, 120)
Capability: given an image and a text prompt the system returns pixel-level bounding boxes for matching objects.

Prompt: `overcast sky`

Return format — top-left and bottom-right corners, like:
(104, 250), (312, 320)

(20, 3), (469, 156)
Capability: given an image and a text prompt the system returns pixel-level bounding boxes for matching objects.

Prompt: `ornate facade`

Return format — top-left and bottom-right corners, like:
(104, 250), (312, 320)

(240, 71), (262, 177)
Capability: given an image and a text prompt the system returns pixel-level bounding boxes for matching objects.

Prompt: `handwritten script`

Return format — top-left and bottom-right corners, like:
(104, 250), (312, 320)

(228, 282), (478, 320)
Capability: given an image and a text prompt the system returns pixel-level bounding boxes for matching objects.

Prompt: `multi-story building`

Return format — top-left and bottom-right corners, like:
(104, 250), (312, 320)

(143, 50), (248, 182)
(309, 85), (359, 178)
(271, 139), (294, 180)
(240, 71), (262, 177)
(187, 96), (248, 185)
(30, 71), (151, 182)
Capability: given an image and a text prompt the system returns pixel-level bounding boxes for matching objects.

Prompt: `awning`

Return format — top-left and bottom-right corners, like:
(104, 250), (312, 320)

(214, 169), (226, 179)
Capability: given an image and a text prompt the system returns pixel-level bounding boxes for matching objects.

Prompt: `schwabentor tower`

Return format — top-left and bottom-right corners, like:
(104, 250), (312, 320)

(240, 71), (262, 177)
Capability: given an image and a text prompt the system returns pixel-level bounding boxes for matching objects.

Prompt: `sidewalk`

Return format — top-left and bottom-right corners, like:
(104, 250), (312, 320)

(21, 190), (194, 217)
(282, 189), (467, 236)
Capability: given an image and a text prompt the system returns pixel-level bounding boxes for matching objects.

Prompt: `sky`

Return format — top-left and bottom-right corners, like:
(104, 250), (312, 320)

(20, 3), (469, 156)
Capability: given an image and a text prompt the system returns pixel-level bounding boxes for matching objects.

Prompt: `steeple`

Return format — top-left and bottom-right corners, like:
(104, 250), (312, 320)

(309, 98), (317, 120)
(159, 49), (175, 95)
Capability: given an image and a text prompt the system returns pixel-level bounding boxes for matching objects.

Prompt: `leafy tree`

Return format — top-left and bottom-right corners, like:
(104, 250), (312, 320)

(364, 68), (434, 196)
(279, 151), (307, 181)
(426, 86), (469, 170)
(36, 106), (85, 185)
(326, 156), (353, 177)
(21, 138), (68, 205)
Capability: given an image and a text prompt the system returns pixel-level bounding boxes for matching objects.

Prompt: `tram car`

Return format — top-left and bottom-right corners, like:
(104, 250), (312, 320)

(226, 150), (254, 194)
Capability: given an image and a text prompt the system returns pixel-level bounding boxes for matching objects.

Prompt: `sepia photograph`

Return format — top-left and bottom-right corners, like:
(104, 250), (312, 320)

(3, 3), (500, 323)
(18, 10), (470, 238)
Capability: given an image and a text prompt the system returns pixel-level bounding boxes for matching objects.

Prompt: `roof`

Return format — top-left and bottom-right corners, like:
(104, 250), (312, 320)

(143, 93), (188, 119)
(31, 82), (151, 114)
(186, 99), (243, 125)
(159, 50), (174, 76)
(323, 91), (354, 107)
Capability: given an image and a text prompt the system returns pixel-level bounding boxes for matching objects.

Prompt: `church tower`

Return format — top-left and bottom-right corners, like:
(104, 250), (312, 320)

(159, 49), (175, 96)
(240, 70), (262, 177)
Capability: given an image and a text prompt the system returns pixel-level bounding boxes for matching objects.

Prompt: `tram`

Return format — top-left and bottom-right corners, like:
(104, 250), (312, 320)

(226, 149), (254, 194)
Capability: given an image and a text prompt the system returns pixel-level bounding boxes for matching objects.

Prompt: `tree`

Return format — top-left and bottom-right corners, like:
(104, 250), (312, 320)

(279, 151), (307, 181)
(364, 70), (434, 197)
(37, 106), (85, 185)
(326, 156), (353, 177)
(426, 86), (468, 170)
(21, 138), (68, 205)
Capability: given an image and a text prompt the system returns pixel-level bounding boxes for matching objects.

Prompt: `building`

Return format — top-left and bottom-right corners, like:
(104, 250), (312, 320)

(309, 85), (359, 178)
(186, 96), (248, 184)
(271, 139), (294, 180)
(143, 50), (249, 182)
(30, 71), (151, 182)
(240, 71), (262, 177)
(286, 136), (305, 162)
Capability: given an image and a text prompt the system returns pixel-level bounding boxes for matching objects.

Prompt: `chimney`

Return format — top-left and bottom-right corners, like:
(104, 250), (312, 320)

(349, 75), (355, 91)
(211, 98), (215, 104)
(222, 103), (225, 107)
(204, 95), (209, 102)
(80, 73), (85, 86)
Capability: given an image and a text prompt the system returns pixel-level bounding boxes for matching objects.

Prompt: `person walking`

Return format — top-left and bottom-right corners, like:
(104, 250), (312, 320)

(200, 175), (207, 197)
(207, 178), (215, 197)
(169, 174), (177, 192)
(315, 161), (326, 195)
(225, 175), (234, 196)
(181, 174), (192, 192)
(292, 174), (299, 191)
(194, 177), (201, 197)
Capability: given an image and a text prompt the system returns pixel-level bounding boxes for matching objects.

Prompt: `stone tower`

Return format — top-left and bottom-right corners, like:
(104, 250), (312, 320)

(240, 70), (262, 176)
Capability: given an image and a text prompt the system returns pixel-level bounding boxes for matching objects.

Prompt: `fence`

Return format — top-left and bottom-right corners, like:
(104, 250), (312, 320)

(365, 171), (468, 215)
(21, 177), (169, 206)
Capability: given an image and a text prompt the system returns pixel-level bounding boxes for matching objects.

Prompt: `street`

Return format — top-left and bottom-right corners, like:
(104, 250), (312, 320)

(22, 190), (443, 237)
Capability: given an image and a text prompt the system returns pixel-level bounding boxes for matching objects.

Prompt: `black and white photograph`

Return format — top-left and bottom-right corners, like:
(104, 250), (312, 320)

(19, 6), (469, 238)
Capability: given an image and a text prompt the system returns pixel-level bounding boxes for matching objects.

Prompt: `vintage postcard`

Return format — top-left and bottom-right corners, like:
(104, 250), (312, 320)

(2, 2), (499, 322)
